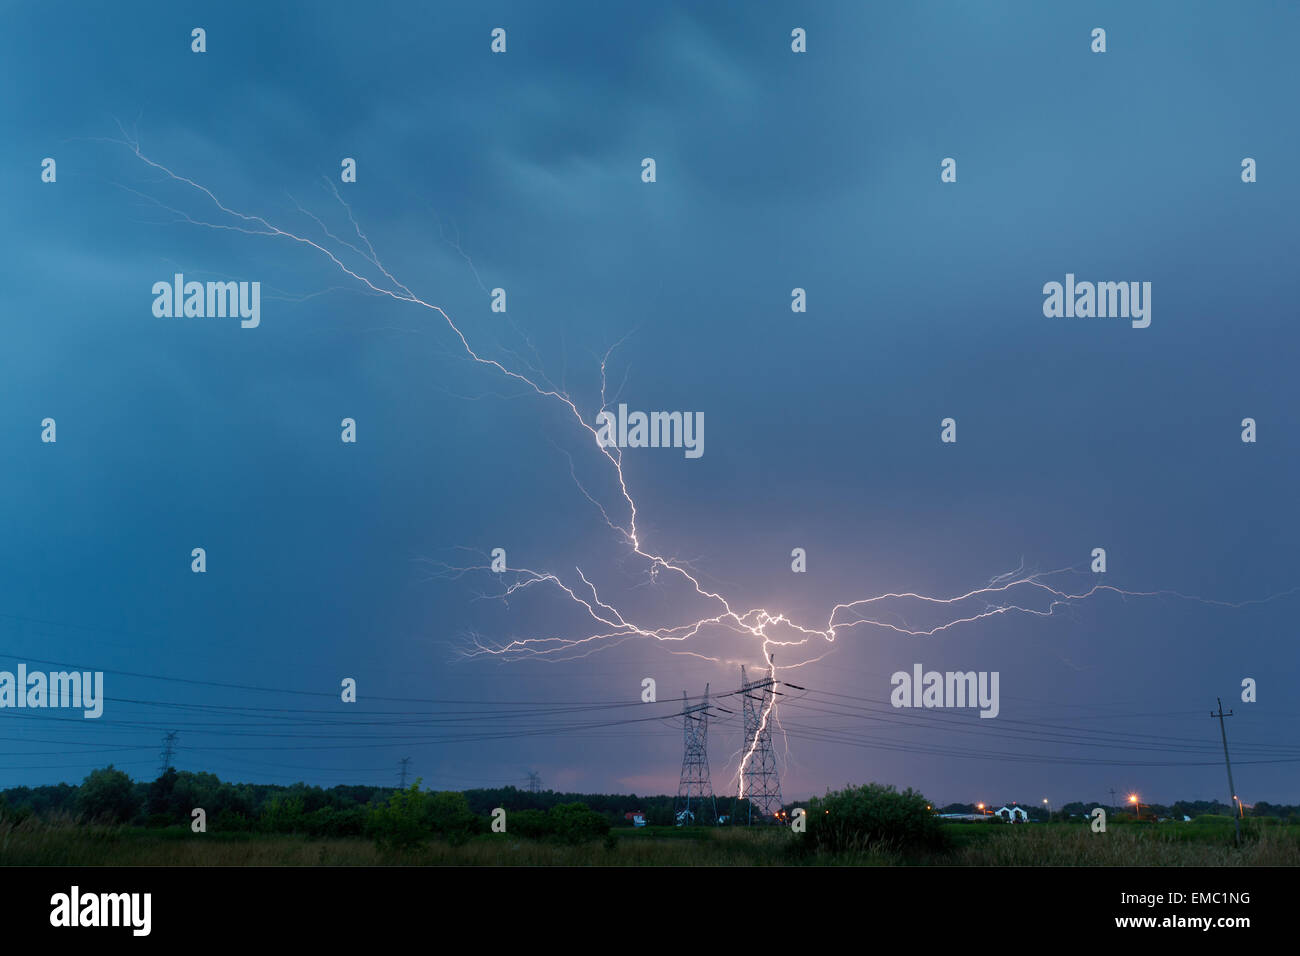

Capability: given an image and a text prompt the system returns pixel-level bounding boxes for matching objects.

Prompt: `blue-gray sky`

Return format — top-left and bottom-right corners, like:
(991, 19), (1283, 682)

(2, 0), (1298, 808)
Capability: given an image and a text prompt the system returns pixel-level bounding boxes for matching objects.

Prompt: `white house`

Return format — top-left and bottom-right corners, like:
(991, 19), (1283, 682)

(995, 805), (1029, 823)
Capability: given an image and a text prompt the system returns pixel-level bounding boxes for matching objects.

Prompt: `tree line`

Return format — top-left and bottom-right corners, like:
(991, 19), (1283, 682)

(3, 766), (1294, 836)
(0, 766), (738, 835)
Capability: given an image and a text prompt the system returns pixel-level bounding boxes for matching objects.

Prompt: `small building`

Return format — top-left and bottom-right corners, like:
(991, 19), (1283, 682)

(624, 811), (646, 827)
(995, 805), (1029, 823)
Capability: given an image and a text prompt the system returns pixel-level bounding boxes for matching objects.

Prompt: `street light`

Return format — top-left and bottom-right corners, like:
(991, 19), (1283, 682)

(1129, 793), (1141, 821)
(1043, 798), (1051, 822)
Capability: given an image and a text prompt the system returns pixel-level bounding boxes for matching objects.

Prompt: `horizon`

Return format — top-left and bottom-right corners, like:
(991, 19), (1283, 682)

(4, 763), (1282, 819)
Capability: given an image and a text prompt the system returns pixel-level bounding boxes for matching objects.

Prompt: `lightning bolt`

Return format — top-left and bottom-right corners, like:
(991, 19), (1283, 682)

(110, 130), (1298, 812)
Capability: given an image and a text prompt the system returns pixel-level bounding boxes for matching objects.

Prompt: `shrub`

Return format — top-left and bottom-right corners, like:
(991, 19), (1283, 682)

(213, 809), (252, 832)
(76, 766), (139, 824)
(367, 782), (430, 851)
(805, 783), (949, 856)
(426, 791), (480, 839)
(301, 806), (367, 838)
(548, 802), (610, 844)
(258, 795), (306, 834)
(509, 808), (554, 839)
(0, 796), (32, 826)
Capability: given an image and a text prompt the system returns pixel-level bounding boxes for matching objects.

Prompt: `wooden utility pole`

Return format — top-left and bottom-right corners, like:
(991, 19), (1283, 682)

(1211, 698), (1242, 847)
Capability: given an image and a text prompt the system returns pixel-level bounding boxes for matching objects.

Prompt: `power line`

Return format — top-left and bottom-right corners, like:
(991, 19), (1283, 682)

(7, 665), (1300, 793)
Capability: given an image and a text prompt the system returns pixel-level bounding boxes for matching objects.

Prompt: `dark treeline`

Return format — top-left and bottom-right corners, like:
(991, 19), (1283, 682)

(461, 787), (752, 824)
(3, 766), (1296, 835)
(0, 766), (748, 835)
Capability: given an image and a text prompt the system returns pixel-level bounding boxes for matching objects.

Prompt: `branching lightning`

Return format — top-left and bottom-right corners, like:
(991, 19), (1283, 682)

(110, 129), (1296, 806)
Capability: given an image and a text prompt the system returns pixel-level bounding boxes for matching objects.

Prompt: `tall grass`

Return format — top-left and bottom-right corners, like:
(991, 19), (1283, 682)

(949, 822), (1300, 866)
(2, 817), (1295, 866)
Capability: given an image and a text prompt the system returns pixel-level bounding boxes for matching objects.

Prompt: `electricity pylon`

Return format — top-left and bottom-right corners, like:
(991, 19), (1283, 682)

(738, 664), (783, 823)
(675, 685), (717, 826)
(159, 731), (178, 776)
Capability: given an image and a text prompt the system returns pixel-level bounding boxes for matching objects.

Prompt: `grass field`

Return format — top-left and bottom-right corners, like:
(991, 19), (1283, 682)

(3, 817), (1298, 866)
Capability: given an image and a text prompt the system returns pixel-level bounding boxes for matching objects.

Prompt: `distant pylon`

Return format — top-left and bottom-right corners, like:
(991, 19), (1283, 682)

(159, 731), (178, 777)
(738, 663), (783, 823)
(398, 757), (411, 788)
(526, 770), (541, 793)
(675, 684), (718, 826)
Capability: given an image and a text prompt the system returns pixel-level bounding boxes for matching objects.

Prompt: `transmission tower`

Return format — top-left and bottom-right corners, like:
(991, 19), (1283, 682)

(159, 731), (178, 776)
(398, 757), (411, 788)
(738, 664), (783, 823)
(675, 685), (718, 826)
(526, 770), (541, 793)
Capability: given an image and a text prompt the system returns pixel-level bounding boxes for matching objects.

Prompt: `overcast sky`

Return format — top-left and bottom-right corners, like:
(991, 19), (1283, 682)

(2, 0), (1297, 809)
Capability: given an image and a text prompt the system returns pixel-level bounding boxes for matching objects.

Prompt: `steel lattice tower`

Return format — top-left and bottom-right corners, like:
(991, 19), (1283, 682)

(674, 685), (717, 825)
(738, 665), (783, 823)
(159, 730), (178, 777)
